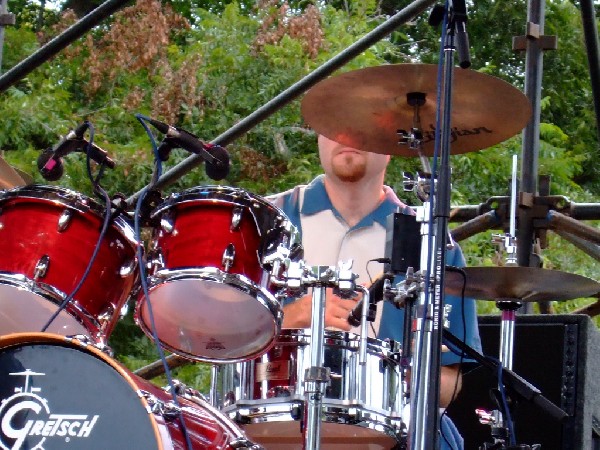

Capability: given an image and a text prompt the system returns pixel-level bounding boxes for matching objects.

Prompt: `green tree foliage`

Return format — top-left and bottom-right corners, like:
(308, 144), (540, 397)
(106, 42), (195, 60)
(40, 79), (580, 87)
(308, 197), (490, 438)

(1, 0), (599, 390)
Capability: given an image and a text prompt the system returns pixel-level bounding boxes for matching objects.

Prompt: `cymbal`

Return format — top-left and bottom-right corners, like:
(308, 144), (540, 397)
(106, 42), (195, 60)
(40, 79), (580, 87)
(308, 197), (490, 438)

(301, 64), (532, 156)
(0, 154), (27, 189)
(444, 266), (600, 302)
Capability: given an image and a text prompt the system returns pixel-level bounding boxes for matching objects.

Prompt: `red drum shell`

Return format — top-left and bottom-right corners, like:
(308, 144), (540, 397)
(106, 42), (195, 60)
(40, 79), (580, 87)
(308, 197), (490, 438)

(0, 186), (138, 339)
(155, 201), (264, 284)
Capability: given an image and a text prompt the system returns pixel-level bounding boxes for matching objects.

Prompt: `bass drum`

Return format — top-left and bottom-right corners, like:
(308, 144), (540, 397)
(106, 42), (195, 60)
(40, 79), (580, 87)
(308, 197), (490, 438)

(214, 329), (407, 449)
(0, 333), (261, 450)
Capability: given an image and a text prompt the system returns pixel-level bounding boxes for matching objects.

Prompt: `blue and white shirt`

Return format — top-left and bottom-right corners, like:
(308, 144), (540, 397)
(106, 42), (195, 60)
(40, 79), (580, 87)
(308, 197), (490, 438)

(268, 174), (482, 367)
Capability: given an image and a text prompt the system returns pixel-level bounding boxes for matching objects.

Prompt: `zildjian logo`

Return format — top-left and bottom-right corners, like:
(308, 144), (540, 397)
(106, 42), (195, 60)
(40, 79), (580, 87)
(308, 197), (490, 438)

(0, 369), (99, 450)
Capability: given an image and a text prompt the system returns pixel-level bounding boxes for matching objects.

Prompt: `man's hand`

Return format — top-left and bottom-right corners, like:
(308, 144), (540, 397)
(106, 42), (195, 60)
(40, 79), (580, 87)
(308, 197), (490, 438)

(282, 289), (360, 331)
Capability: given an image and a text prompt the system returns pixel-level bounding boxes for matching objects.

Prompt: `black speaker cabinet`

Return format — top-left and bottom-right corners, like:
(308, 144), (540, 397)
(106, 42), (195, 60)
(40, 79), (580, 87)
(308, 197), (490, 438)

(446, 314), (600, 450)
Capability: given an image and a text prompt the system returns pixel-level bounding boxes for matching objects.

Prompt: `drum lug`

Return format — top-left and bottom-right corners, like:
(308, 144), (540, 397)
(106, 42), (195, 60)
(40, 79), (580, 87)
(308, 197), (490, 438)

(33, 254), (50, 280)
(139, 390), (182, 420)
(119, 258), (136, 277)
(57, 209), (73, 232)
(231, 206), (243, 231)
(147, 248), (165, 272)
(97, 305), (116, 336)
(119, 301), (129, 318)
(222, 243), (236, 271)
(160, 211), (175, 234)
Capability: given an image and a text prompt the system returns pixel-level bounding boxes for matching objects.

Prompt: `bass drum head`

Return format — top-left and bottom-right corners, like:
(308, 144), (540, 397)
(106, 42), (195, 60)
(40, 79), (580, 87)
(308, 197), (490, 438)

(0, 333), (163, 450)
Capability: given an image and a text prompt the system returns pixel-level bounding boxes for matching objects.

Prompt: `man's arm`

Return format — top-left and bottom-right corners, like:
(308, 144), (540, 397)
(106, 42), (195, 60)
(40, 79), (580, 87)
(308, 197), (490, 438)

(282, 290), (358, 331)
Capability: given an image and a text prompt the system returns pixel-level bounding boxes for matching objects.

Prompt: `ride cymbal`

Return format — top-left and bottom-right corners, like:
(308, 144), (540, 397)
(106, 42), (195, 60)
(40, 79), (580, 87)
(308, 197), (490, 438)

(0, 154), (27, 189)
(301, 64), (532, 156)
(444, 266), (600, 302)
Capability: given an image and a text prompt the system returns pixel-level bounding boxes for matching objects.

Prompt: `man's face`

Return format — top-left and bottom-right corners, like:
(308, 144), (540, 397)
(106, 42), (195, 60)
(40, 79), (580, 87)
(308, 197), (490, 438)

(318, 134), (389, 183)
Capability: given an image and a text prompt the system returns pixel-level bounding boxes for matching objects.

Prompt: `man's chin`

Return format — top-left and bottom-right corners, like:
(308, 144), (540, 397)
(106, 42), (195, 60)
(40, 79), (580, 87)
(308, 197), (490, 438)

(332, 165), (366, 183)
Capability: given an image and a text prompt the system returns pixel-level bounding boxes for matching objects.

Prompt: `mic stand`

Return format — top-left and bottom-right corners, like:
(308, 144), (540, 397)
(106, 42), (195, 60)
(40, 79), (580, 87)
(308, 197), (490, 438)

(409, 2), (469, 446)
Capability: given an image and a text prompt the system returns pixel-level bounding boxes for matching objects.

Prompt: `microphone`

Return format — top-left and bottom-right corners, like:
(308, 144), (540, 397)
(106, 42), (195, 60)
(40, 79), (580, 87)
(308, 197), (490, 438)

(146, 117), (230, 180)
(37, 148), (64, 181)
(37, 122), (89, 180)
(204, 144), (230, 181)
(37, 123), (115, 180)
(347, 272), (395, 327)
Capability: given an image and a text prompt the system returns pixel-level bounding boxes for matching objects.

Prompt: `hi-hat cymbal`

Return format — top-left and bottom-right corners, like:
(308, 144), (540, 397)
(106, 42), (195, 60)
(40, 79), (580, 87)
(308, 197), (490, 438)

(445, 266), (600, 302)
(0, 154), (27, 189)
(301, 64), (532, 156)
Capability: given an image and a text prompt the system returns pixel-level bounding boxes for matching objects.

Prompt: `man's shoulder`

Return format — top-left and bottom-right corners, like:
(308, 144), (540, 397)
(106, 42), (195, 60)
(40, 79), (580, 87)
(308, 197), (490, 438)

(266, 185), (305, 209)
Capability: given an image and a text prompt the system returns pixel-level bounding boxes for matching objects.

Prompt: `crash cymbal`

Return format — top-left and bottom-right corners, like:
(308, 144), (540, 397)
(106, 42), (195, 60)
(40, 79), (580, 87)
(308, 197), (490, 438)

(444, 266), (600, 302)
(301, 64), (532, 156)
(0, 154), (27, 189)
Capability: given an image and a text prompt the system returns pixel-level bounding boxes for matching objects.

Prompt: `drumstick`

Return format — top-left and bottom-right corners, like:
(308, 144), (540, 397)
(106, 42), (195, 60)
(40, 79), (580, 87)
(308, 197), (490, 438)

(347, 272), (394, 326)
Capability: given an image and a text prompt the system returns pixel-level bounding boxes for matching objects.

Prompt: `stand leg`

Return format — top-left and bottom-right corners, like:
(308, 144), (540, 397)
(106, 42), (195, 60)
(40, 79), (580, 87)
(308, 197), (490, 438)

(303, 284), (329, 450)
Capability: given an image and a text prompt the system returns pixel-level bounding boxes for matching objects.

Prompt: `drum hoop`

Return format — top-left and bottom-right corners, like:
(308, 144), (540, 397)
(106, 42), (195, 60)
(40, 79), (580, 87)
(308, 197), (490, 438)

(224, 400), (406, 440)
(0, 332), (166, 450)
(0, 184), (138, 247)
(276, 328), (401, 356)
(151, 185), (297, 240)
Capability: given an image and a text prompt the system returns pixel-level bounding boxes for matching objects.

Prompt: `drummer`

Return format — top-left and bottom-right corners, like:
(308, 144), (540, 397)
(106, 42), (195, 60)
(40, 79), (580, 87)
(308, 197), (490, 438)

(268, 134), (482, 449)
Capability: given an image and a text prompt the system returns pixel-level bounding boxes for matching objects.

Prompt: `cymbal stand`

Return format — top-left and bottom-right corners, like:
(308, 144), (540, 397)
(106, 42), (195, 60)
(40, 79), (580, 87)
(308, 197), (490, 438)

(480, 156), (540, 449)
(283, 260), (359, 450)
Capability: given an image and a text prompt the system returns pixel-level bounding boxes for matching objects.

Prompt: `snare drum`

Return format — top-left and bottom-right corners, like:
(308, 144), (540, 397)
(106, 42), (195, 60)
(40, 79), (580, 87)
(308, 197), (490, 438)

(136, 186), (300, 364)
(214, 329), (407, 449)
(0, 186), (138, 341)
(0, 333), (260, 450)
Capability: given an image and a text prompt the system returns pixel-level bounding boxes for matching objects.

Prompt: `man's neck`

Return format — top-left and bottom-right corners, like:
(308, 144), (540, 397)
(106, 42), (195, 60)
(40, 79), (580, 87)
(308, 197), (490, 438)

(323, 175), (385, 228)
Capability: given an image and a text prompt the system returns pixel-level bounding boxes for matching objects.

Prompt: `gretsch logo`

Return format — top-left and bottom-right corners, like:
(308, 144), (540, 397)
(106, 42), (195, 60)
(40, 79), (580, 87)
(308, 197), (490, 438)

(0, 370), (99, 450)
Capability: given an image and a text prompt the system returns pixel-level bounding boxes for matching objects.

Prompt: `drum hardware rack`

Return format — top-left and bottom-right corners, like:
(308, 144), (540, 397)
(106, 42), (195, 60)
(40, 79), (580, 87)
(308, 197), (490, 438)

(281, 260), (369, 450)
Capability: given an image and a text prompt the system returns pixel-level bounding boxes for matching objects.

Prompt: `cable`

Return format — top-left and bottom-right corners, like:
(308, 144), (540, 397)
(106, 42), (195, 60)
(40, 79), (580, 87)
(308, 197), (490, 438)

(41, 121), (112, 334)
(497, 358), (517, 446)
(133, 113), (193, 450)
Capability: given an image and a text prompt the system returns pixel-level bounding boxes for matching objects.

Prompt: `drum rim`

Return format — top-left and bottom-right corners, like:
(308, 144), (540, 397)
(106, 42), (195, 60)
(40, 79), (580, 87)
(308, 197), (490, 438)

(134, 267), (283, 363)
(0, 332), (166, 450)
(224, 400), (407, 442)
(150, 185), (300, 245)
(275, 328), (402, 355)
(153, 185), (279, 216)
(0, 184), (138, 246)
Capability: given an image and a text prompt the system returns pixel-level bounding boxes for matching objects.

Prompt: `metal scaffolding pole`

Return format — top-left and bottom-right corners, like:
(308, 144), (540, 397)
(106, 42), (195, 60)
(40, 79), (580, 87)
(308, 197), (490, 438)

(0, 0), (15, 74)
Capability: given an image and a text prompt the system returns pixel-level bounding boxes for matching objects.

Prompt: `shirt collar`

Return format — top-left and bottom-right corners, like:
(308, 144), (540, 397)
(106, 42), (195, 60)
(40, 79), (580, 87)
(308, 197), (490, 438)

(301, 175), (411, 229)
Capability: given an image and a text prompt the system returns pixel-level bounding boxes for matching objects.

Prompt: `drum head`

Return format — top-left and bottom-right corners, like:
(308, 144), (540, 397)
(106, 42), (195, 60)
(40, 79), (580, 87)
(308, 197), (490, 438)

(138, 272), (280, 363)
(0, 281), (90, 337)
(0, 334), (163, 450)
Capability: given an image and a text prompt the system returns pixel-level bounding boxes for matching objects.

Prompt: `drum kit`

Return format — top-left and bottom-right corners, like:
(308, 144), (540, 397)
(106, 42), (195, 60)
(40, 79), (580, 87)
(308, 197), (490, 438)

(0, 64), (599, 450)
